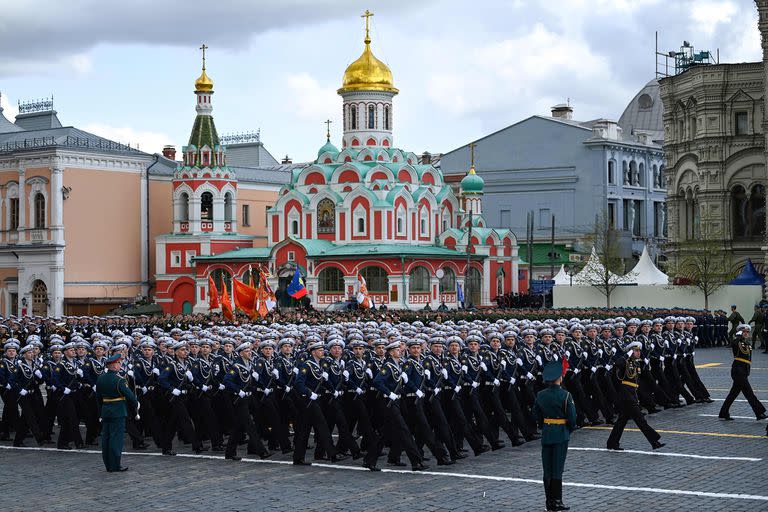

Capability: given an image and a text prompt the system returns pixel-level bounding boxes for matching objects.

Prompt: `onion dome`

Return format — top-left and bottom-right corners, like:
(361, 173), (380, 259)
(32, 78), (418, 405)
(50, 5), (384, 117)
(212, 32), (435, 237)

(461, 166), (484, 194)
(338, 11), (397, 94)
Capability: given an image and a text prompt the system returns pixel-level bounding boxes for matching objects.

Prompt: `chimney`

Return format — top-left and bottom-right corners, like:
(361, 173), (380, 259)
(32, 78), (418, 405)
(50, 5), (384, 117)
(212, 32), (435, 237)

(421, 151), (431, 165)
(551, 103), (573, 120)
(281, 155), (292, 164)
(162, 145), (176, 160)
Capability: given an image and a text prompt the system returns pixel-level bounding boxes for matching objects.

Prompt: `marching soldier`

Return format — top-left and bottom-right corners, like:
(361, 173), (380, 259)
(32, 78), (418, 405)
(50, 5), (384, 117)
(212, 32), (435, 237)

(96, 352), (138, 472)
(719, 324), (767, 421)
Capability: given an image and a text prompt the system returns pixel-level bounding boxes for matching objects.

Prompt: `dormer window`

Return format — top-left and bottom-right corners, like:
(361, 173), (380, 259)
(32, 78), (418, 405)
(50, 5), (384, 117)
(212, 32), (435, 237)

(396, 207), (406, 236)
(202, 151), (210, 167)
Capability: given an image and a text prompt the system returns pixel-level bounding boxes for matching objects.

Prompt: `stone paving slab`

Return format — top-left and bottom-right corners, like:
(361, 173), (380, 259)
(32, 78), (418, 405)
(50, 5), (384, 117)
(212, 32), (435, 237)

(1, 348), (767, 512)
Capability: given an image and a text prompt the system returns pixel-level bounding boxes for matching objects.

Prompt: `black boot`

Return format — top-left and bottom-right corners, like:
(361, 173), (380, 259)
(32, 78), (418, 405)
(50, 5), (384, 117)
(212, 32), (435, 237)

(544, 478), (554, 511)
(552, 479), (570, 511)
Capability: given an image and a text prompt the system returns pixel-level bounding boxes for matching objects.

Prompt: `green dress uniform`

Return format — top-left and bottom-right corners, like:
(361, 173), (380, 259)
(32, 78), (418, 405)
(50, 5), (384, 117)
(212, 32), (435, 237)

(534, 362), (576, 512)
(95, 363), (138, 472)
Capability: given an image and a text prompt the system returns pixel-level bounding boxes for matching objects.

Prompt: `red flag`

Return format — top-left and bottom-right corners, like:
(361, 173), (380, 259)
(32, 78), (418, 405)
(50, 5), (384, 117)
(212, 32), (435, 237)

(561, 357), (569, 377)
(233, 278), (258, 319)
(220, 275), (233, 321)
(208, 275), (220, 311)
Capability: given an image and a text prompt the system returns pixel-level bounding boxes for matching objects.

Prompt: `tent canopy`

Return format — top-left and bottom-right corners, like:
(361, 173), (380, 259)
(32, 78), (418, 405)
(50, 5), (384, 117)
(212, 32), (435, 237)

(730, 258), (765, 286)
(572, 247), (624, 286)
(626, 245), (669, 285)
(553, 264), (570, 285)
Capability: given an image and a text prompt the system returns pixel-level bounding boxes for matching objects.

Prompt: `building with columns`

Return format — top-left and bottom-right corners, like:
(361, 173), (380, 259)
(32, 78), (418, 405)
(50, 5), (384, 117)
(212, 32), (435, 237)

(187, 13), (520, 311)
(660, 3), (767, 273)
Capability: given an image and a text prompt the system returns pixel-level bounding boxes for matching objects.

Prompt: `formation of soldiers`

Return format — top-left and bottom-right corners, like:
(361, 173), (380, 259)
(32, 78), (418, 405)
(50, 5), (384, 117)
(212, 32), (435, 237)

(0, 313), (712, 470)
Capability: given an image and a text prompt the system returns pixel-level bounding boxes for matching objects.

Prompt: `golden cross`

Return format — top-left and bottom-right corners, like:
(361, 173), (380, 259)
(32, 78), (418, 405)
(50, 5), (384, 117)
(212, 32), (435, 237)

(200, 43), (208, 70)
(469, 142), (477, 168)
(325, 119), (332, 141)
(362, 10), (374, 43)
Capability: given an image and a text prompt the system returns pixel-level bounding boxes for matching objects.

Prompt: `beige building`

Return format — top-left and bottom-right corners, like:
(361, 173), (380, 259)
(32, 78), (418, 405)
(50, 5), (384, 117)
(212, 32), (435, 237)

(0, 96), (286, 317)
(659, 6), (768, 272)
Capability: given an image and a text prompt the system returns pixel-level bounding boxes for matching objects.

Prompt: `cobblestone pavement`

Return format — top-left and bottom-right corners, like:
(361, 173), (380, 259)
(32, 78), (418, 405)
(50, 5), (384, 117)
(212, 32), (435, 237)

(1, 348), (767, 512)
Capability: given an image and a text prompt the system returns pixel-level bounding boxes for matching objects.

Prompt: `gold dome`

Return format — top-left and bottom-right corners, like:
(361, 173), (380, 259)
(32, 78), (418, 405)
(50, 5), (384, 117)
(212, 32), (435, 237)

(194, 43), (214, 93)
(195, 68), (214, 93)
(338, 11), (397, 95)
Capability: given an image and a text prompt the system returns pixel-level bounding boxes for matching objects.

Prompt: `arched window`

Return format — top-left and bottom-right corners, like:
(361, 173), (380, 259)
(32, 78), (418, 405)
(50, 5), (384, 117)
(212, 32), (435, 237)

(658, 165), (666, 189)
(409, 266), (430, 292)
(439, 267), (456, 293)
(201, 192), (213, 221)
(368, 104), (375, 130)
(638, 162), (645, 186)
(224, 192), (233, 221)
(384, 105), (391, 131)
(396, 206), (406, 236)
(652, 165), (658, 189)
(210, 268), (232, 295)
(733, 185), (766, 239)
(419, 207), (429, 236)
(466, 267), (482, 307)
(33, 193), (45, 229)
(350, 105), (358, 130)
(441, 208), (451, 232)
(318, 267), (344, 293)
(360, 266), (388, 293)
(496, 268), (505, 296)
(607, 160), (616, 184)
(629, 161), (638, 186)
(317, 198), (336, 233)
(353, 204), (366, 236)
(622, 161), (629, 185)
(31, 279), (48, 317)
(179, 192), (189, 221)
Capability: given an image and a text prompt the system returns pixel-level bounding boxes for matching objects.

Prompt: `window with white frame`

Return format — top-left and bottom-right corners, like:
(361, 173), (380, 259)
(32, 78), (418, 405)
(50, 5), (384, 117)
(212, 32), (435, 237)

(288, 209), (300, 237)
(170, 251), (182, 268)
(354, 204), (367, 236)
(185, 250), (196, 267)
(287, 251), (295, 261)
(396, 207), (406, 236)
(441, 209), (450, 232)
(419, 207), (429, 236)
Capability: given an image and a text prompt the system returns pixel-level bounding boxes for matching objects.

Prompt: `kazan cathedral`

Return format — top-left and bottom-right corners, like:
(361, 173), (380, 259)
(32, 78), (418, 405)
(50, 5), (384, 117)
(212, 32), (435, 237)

(157, 14), (520, 312)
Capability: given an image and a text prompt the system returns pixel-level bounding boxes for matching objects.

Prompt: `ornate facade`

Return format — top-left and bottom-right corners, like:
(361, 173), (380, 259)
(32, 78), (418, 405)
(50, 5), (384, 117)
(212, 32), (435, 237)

(660, 5), (768, 270)
(191, 13), (519, 311)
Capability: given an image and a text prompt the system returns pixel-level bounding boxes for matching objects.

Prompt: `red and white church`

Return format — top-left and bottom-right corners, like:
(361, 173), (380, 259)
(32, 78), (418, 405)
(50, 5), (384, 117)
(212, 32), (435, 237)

(156, 16), (520, 313)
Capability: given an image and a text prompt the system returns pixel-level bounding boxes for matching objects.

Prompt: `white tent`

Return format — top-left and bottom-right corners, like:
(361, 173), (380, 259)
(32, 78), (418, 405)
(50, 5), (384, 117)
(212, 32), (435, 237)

(572, 247), (623, 286)
(627, 245), (669, 285)
(553, 265), (570, 285)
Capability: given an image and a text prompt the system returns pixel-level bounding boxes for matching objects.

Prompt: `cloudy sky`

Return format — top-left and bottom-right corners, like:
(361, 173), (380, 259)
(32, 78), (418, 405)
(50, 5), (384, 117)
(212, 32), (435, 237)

(0, 0), (762, 162)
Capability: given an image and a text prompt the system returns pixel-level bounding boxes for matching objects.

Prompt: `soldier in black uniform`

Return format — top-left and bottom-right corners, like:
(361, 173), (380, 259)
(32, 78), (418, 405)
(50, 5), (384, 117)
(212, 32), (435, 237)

(718, 324), (767, 421)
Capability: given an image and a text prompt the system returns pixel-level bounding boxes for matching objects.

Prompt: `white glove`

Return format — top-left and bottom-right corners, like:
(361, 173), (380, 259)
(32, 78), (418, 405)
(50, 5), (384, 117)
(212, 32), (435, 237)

(272, 368), (280, 378)
(661, 356), (666, 361)
(355, 387), (364, 395)
(218, 383), (225, 391)
(172, 388), (181, 396)
(388, 392), (399, 401)
(673, 354), (677, 360)
(664, 341), (669, 348)
(152, 368), (160, 376)
(424, 369), (431, 379)
(471, 381), (479, 389)
(611, 347), (617, 355)
(493, 378), (500, 386)
(535, 356), (542, 365)
(365, 368), (373, 379)
(92, 385), (96, 392)
(501, 359), (507, 368)
(264, 388), (272, 396)
(510, 377), (516, 384)
(526, 372), (534, 380)
(480, 362), (488, 371)
(644, 358), (650, 365)
(238, 390), (247, 398)
(565, 351), (571, 358)
(309, 392), (318, 401)
(141, 386), (148, 393)
(252, 372), (259, 381)
(516, 358), (523, 366)
(590, 366), (597, 373)
(20, 389), (28, 396)
(694, 336), (699, 342)
(597, 349), (603, 356)
(692, 351), (696, 356)
(454, 385), (461, 393)
(461, 365), (468, 373)
(441, 368), (448, 379)
(321, 371), (329, 381)
(400, 373), (408, 384)
(285, 386), (292, 393)
(415, 389), (424, 398)
(5, 383), (10, 390)
(202, 385), (210, 392)
(605, 364), (612, 371)
(434, 387), (441, 395)
(582, 352), (588, 358)
(127, 370), (134, 378)
(63, 387), (71, 395)
(342, 370), (349, 380)
(185, 370), (194, 382)
(573, 369), (580, 375)
(34, 369), (43, 378)
(293, 367), (299, 375)
(76, 368), (84, 377)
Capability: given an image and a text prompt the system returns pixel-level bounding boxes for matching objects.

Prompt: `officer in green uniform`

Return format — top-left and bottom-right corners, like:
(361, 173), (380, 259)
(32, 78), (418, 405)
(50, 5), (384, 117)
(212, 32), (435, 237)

(534, 361), (576, 512)
(96, 353), (138, 472)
